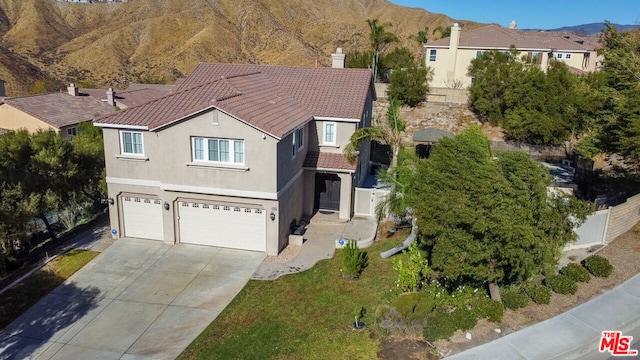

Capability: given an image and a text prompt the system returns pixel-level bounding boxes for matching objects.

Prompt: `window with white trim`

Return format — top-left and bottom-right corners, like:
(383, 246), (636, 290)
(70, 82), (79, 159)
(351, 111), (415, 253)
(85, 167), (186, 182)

(192, 137), (244, 165)
(565, 53), (572, 59)
(120, 131), (144, 155)
(323, 122), (336, 145)
(556, 53), (563, 59)
(476, 50), (485, 58)
(67, 127), (77, 137)
(429, 49), (437, 62)
(292, 126), (304, 159)
(296, 127), (304, 150)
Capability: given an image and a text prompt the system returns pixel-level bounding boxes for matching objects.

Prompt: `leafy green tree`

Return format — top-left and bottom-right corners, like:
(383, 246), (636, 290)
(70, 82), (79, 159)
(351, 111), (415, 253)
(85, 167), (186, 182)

(72, 121), (107, 204)
(407, 127), (590, 300)
(346, 50), (373, 69)
(366, 19), (398, 82)
(409, 27), (429, 62)
(387, 65), (432, 107)
(31, 79), (58, 94)
(379, 47), (416, 80)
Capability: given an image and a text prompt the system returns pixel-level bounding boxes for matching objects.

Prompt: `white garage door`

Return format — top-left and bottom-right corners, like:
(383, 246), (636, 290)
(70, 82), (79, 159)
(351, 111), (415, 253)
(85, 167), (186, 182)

(178, 201), (266, 252)
(121, 195), (164, 241)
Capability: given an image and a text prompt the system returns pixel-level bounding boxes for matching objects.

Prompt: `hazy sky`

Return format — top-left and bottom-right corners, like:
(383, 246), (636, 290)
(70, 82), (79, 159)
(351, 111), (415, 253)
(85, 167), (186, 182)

(389, 1), (640, 29)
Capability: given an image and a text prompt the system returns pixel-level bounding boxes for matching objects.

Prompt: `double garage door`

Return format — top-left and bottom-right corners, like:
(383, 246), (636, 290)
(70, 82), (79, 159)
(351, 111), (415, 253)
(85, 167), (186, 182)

(121, 196), (266, 252)
(178, 201), (266, 252)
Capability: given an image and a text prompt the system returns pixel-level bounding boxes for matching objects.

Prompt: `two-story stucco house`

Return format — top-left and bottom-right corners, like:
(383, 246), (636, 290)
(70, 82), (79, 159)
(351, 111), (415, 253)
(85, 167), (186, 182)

(95, 59), (375, 255)
(425, 22), (601, 90)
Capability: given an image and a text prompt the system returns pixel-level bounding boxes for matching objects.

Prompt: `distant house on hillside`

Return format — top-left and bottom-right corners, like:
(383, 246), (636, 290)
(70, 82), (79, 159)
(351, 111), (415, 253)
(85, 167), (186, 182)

(424, 22), (601, 90)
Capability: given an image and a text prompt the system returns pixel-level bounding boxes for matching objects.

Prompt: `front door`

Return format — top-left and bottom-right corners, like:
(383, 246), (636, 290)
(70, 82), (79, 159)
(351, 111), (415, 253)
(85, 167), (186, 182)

(315, 173), (341, 211)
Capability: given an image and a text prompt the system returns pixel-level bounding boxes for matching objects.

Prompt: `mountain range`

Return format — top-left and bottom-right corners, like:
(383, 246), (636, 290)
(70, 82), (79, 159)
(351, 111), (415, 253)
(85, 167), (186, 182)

(525, 22), (639, 36)
(0, 0), (475, 96)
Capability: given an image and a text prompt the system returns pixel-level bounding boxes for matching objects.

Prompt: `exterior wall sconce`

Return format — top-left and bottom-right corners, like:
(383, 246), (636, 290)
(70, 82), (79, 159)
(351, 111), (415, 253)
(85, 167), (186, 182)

(270, 212), (276, 221)
(164, 202), (170, 211)
(108, 197), (115, 205)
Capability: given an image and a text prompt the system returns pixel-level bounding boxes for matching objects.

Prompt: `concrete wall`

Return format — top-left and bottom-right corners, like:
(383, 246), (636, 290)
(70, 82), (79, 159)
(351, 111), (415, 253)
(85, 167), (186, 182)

(427, 88), (469, 104)
(605, 193), (640, 243)
(490, 140), (568, 161)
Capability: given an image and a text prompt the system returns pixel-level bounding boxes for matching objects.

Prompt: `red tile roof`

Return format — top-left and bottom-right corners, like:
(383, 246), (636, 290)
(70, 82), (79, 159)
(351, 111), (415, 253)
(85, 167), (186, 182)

(304, 151), (356, 172)
(95, 72), (313, 138)
(4, 92), (116, 129)
(178, 63), (375, 119)
(82, 88), (165, 108)
(428, 25), (599, 52)
(96, 64), (374, 139)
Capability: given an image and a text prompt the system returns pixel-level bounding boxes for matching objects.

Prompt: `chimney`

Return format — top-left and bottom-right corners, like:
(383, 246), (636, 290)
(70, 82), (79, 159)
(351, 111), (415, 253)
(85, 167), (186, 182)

(331, 48), (346, 69)
(106, 88), (116, 107)
(509, 20), (517, 29)
(67, 83), (79, 96)
(0, 80), (5, 98)
(450, 23), (461, 50)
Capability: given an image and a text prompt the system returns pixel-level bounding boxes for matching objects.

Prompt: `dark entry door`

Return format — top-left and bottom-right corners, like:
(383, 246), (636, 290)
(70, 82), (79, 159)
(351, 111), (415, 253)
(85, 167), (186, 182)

(315, 173), (341, 211)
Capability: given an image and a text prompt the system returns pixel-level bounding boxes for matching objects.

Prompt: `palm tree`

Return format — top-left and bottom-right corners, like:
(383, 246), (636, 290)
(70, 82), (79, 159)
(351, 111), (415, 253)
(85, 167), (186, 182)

(366, 19), (398, 82)
(409, 27), (429, 62)
(344, 98), (405, 168)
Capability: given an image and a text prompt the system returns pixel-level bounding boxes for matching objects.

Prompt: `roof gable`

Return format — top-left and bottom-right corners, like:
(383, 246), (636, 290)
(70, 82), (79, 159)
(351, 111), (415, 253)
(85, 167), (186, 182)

(95, 72), (313, 139)
(96, 64), (374, 138)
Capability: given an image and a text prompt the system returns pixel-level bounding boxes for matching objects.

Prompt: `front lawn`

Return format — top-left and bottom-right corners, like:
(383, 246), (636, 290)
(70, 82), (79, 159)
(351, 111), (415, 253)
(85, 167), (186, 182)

(179, 239), (404, 360)
(0, 249), (99, 329)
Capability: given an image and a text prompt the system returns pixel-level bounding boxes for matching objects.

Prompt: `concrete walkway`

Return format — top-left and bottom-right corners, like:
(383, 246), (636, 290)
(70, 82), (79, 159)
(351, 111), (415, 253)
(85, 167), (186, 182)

(0, 238), (264, 360)
(252, 213), (378, 280)
(447, 273), (640, 359)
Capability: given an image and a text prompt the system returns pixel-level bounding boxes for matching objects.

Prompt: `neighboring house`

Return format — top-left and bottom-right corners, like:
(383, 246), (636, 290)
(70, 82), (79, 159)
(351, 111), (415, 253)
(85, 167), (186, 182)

(425, 22), (601, 89)
(95, 54), (375, 255)
(0, 84), (117, 138)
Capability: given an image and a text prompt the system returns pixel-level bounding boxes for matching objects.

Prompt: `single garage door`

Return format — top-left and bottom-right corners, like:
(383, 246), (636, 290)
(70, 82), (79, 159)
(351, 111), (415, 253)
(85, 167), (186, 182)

(121, 195), (164, 241)
(178, 201), (266, 252)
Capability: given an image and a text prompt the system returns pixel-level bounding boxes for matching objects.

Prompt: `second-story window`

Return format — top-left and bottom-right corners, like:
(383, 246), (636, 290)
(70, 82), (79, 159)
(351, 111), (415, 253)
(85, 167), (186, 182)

(296, 127), (304, 150)
(323, 122), (336, 146)
(120, 130), (144, 155)
(193, 137), (244, 165)
(429, 49), (437, 62)
(67, 127), (77, 137)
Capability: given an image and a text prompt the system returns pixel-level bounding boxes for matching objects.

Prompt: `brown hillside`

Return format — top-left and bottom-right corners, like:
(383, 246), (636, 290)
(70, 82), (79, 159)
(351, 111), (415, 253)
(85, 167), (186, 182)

(0, 0), (482, 95)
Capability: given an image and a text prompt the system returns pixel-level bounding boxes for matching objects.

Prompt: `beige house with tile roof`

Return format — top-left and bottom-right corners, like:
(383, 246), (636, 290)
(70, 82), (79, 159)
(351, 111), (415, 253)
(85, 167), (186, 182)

(95, 59), (375, 255)
(425, 23), (601, 89)
(0, 84), (117, 138)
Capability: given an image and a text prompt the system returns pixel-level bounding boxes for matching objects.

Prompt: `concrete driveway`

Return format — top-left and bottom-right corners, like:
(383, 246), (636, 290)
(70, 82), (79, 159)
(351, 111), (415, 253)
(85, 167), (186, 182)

(0, 237), (265, 360)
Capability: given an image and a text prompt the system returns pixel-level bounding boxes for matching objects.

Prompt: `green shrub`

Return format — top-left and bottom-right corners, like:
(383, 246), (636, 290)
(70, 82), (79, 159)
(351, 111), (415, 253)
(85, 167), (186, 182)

(392, 242), (429, 292)
(545, 274), (578, 295)
(393, 291), (435, 322)
(423, 307), (456, 341)
(471, 297), (504, 322)
(450, 307), (478, 331)
(560, 263), (591, 283)
(501, 287), (530, 310)
(342, 240), (368, 279)
(522, 282), (552, 304)
(582, 255), (613, 278)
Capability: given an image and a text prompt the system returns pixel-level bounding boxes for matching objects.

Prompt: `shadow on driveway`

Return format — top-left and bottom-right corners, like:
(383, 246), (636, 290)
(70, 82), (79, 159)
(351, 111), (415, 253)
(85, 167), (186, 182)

(0, 282), (100, 360)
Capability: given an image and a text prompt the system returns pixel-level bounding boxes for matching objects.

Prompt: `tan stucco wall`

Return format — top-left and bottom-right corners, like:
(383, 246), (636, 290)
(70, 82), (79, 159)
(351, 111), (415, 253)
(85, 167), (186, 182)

(277, 124), (308, 189)
(276, 172), (305, 252)
(0, 104), (57, 133)
(104, 109), (279, 193)
(308, 120), (356, 153)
